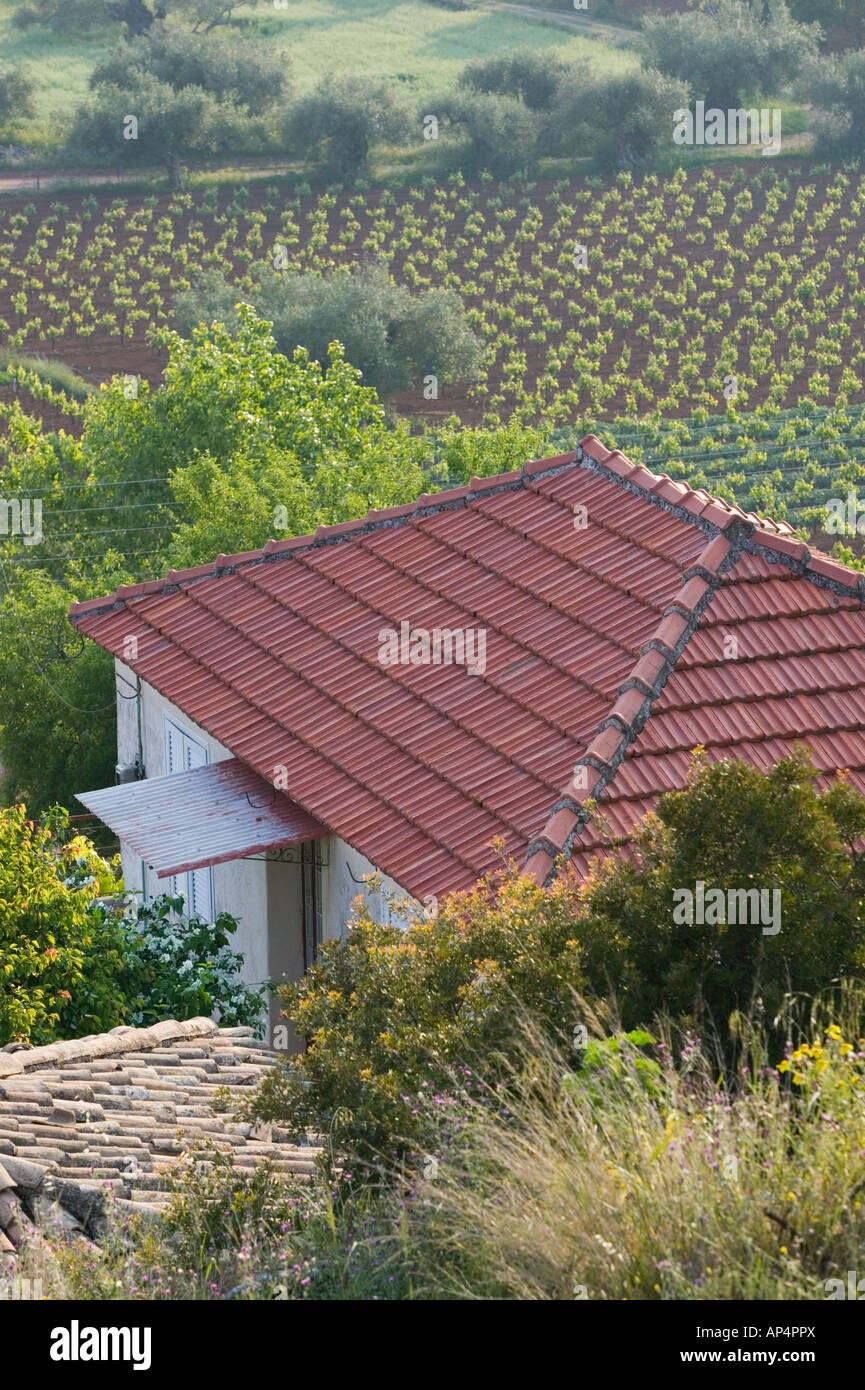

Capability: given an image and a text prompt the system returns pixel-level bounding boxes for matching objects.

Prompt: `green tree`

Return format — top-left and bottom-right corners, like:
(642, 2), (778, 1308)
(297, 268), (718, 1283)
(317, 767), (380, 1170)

(438, 90), (542, 177)
(578, 750), (865, 1036)
(0, 804), (125, 1044)
(0, 64), (35, 134)
(788, 0), (865, 45)
(545, 67), (689, 169)
(67, 29), (290, 185)
(796, 49), (865, 152)
(89, 26), (291, 116)
(283, 75), (411, 179)
(14, 0), (253, 36)
(174, 262), (484, 398)
(457, 46), (576, 112)
(67, 74), (254, 188)
(0, 569), (118, 813)
(640, 0), (821, 110)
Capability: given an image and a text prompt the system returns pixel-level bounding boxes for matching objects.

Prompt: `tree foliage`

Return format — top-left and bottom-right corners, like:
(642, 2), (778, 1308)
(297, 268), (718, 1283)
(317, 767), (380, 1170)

(283, 75), (410, 178)
(0, 804), (264, 1045)
(174, 262), (484, 397)
(0, 63), (36, 132)
(545, 67), (690, 170)
(115, 893), (265, 1030)
(796, 49), (865, 153)
(13, 0), (253, 36)
(0, 804), (124, 1044)
(67, 27), (290, 185)
(457, 46), (576, 112)
(579, 749), (865, 1034)
(640, 0), (821, 110)
(89, 26), (291, 116)
(439, 90), (543, 177)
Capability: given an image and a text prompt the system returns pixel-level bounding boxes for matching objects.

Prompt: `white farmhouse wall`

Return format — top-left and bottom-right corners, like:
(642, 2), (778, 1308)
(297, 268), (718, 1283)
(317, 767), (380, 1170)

(320, 836), (420, 941)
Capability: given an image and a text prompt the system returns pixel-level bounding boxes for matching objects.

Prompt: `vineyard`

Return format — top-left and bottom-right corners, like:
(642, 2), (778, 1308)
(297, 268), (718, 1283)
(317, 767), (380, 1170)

(2, 162), (865, 548)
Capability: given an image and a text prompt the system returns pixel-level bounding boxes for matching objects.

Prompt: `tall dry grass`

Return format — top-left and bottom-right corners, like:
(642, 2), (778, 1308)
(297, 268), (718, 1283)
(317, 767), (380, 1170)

(412, 988), (865, 1300)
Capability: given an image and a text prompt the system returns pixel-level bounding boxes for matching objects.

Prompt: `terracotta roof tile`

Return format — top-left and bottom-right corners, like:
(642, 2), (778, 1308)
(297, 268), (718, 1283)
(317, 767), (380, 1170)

(70, 437), (865, 897)
(0, 1020), (320, 1249)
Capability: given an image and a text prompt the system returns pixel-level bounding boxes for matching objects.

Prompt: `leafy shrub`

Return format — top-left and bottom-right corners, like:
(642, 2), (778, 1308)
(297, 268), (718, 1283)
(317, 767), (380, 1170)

(640, 0), (820, 110)
(283, 76), (410, 178)
(116, 893), (266, 1031)
(579, 749), (865, 1039)
(89, 25), (291, 116)
(545, 67), (690, 170)
(457, 47), (576, 112)
(438, 91), (542, 177)
(0, 805), (263, 1044)
(174, 262), (484, 397)
(0, 804), (125, 1045)
(0, 64), (35, 133)
(796, 49), (865, 153)
(245, 867), (585, 1164)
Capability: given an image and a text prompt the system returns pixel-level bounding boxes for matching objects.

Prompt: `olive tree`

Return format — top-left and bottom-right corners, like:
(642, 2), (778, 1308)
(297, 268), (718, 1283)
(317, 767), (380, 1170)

(640, 0), (821, 110)
(283, 76), (411, 178)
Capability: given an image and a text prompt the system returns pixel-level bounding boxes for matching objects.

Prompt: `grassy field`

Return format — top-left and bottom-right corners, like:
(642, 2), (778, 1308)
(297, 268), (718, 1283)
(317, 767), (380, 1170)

(0, 0), (636, 148)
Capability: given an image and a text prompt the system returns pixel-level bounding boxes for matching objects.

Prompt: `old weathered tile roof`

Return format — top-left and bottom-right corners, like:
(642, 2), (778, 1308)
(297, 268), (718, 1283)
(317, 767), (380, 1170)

(68, 435), (865, 898)
(0, 1018), (316, 1253)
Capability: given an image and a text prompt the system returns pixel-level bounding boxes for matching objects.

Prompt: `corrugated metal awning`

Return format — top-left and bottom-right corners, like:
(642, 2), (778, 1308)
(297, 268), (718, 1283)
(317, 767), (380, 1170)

(77, 758), (327, 877)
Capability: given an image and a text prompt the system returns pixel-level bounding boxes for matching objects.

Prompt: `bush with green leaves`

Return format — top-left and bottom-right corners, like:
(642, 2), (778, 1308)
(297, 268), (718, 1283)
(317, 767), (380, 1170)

(67, 26), (290, 185)
(579, 748), (865, 1038)
(438, 90), (543, 178)
(796, 49), (865, 153)
(457, 46), (575, 112)
(789, 0), (865, 44)
(14, 0), (253, 36)
(640, 0), (820, 110)
(245, 867), (586, 1164)
(116, 892), (266, 1031)
(174, 262), (484, 398)
(0, 804), (263, 1044)
(0, 64), (35, 135)
(283, 76), (410, 179)
(89, 26), (291, 117)
(545, 66), (690, 170)
(0, 804), (125, 1045)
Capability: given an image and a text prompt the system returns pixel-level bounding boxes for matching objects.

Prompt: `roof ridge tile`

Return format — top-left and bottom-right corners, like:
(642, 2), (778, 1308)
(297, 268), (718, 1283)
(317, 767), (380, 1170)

(525, 535), (732, 885)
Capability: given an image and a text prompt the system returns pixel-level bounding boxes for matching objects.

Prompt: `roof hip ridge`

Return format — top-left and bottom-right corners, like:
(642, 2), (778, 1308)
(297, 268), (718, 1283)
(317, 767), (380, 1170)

(525, 527), (737, 887)
(0, 1018), (219, 1080)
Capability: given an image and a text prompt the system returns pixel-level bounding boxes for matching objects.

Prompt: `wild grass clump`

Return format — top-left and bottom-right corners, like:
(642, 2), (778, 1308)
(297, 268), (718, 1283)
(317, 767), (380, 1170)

(408, 990), (865, 1300)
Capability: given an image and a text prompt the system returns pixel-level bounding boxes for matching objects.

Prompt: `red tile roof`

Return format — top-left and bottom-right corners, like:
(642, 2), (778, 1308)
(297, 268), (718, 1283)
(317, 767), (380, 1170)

(69, 435), (865, 900)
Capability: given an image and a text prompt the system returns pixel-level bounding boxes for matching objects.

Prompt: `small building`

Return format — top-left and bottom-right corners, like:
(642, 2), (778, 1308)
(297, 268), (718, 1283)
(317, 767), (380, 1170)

(69, 435), (865, 1029)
